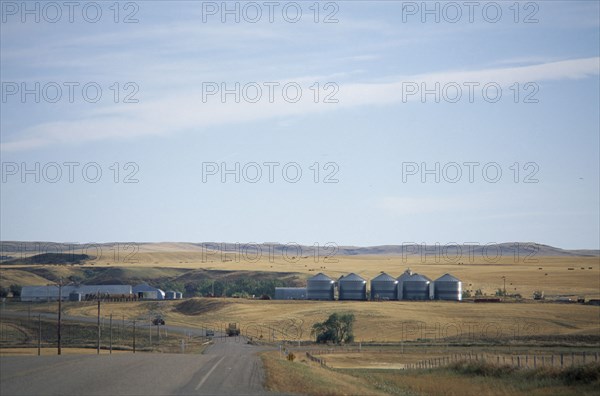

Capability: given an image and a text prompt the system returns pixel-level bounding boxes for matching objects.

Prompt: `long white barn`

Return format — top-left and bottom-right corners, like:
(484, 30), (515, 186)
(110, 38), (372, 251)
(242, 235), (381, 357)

(21, 285), (132, 302)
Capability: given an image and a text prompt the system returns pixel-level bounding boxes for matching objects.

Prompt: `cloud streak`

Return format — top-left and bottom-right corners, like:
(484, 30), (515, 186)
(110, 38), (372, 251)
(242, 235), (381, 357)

(2, 57), (598, 151)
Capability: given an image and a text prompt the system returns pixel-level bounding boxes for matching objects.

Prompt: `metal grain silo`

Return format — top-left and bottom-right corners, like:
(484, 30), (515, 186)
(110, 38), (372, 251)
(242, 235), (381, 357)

(175, 292), (183, 299)
(433, 273), (462, 301)
(370, 272), (398, 300)
(396, 269), (413, 300)
(402, 273), (432, 300)
(306, 273), (335, 300)
(68, 292), (82, 302)
(165, 291), (177, 300)
(338, 273), (367, 300)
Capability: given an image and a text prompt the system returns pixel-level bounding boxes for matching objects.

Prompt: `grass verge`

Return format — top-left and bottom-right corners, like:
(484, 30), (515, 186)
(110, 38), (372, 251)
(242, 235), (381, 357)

(261, 351), (388, 395)
(342, 361), (600, 396)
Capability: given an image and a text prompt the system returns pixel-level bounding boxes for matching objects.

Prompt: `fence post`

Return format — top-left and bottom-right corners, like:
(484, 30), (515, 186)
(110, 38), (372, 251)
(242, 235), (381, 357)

(571, 352), (575, 367)
(517, 356), (521, 368)
(526, 355), (528, 367)
(560, 353), (563, 368)
(583, 352), (586, 364)
(534, 355), (536, 368)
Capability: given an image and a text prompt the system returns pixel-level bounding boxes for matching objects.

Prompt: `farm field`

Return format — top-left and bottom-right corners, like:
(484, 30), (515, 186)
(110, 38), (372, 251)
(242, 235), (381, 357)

(2, 253), (599, 299)
(6, 297), (597, 343)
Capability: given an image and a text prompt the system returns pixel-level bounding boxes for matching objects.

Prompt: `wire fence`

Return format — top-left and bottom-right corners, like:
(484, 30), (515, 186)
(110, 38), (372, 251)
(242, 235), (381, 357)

(406, 351), (600, 370)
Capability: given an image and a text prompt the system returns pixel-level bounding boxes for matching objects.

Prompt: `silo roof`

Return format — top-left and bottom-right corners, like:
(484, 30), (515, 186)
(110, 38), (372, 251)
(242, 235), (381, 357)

(371, 272), (396, 282)
(405, 273), (431, 282)
(397, 270), (413, 281)
(309, 273), (333, 281)
(339, 273), (366, 282)
(435, 273), (461, 282)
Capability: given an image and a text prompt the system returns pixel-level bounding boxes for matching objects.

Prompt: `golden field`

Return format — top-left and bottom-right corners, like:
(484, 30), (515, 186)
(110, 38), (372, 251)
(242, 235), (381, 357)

(38, 297), (597, 343)
(2, 247), (598, 343)
(2, 252), (599, 298)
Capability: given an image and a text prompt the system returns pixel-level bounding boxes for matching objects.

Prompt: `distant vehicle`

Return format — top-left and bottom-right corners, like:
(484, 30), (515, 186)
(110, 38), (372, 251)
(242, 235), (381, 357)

(226, 322), (240, 336)
(205, 329), (214, 337)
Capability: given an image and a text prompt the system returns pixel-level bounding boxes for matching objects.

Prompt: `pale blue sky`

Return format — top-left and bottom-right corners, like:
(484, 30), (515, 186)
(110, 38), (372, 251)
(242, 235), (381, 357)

(1, 1), (599, 248)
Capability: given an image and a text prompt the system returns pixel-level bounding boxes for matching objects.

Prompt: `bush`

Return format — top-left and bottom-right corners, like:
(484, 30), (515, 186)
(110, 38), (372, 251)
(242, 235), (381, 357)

(449, 361), (600, 385)
(561, 364), (600, 384)
(449, 361), (516, 377)
(0, 286), (9, 298)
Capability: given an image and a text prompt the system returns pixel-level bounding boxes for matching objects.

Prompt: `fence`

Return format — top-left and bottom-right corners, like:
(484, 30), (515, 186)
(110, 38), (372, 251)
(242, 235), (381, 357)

(405, 352), (600, 370)
(306, 352), (327, 367)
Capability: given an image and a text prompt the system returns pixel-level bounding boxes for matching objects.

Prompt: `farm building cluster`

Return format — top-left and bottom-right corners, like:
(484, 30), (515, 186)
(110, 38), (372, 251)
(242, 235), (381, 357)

(20, 283), (183, 302)
(275, 270), (462, 301)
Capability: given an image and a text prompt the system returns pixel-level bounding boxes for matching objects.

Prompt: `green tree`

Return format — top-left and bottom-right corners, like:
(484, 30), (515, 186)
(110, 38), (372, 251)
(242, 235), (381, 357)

(311, 313), (355, 344)
(9, 284), (22, 297)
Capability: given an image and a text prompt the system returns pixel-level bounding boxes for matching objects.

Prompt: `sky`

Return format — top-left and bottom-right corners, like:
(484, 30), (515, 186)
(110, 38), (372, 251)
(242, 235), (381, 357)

(1, 1), (599, 249)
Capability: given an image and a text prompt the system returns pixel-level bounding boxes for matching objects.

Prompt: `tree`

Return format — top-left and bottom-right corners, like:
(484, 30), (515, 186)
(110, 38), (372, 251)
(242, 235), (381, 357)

(311, 313), (355, 344)
(9, 284), (22, 297)
(0, 286), (9, 298)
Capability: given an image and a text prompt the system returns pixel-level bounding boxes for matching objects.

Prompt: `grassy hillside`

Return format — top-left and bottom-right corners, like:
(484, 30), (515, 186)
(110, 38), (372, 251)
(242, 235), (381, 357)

(46, 297), (599, 343)
(3, 254), (598, 299)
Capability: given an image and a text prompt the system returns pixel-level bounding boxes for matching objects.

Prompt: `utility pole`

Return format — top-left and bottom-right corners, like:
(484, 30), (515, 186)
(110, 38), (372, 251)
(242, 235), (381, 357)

(109, 313), (113, 354)
(57, 282), (62, 355)
(132, 320), (136, 353)
(502, 276), (506, 295)
(97, 299), (101, 355)
(38, 314), (41, 356)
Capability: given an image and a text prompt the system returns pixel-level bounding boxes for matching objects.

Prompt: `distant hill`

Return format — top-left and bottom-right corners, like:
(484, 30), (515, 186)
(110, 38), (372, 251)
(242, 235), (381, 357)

(1, 241), (598, 258)
(2, 253), (92, 265)
(189, 242), (600, 257)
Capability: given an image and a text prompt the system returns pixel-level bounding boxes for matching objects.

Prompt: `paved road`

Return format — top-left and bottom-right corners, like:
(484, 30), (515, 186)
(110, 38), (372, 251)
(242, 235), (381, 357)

(0, 338), (276, 395)
(1, 312), (282, 395)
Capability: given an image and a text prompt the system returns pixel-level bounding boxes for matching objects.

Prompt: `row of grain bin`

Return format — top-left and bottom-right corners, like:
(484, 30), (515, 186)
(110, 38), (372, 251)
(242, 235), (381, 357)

(295, 271), (461, 301)
(165, 291), (184, 300)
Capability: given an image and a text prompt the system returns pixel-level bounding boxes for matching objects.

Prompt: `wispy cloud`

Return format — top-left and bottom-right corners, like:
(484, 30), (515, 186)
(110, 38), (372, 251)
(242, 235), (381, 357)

(2, 57), (598, 151)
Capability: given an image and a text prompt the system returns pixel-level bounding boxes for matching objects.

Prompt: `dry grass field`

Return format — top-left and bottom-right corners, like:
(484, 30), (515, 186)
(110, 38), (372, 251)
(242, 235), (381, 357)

(46, 297), (598, 343)
(2, 246), (598, 344)
(2, 252), (599, 298)
(262, 351), (600, 396)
